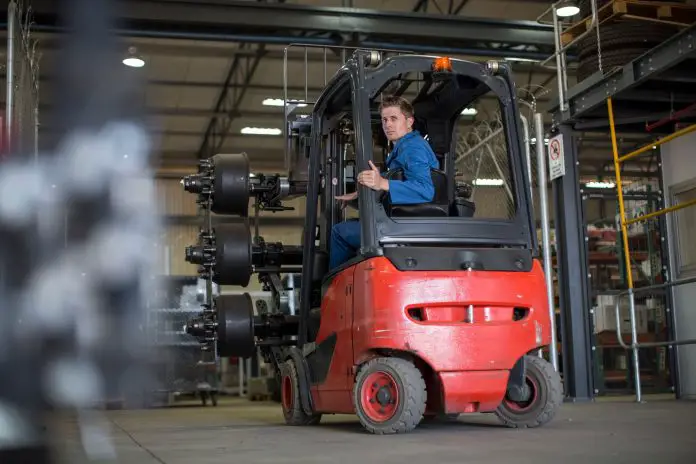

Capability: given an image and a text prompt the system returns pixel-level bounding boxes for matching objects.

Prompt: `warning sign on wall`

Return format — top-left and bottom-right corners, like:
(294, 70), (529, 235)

(548, 134), (565, 181)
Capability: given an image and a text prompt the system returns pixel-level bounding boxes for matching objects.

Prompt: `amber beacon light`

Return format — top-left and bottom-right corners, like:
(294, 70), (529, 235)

(433, 56), (453, 72)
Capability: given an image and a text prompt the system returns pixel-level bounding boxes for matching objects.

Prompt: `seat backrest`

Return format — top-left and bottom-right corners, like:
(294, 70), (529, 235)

(382, 168), (449, 217)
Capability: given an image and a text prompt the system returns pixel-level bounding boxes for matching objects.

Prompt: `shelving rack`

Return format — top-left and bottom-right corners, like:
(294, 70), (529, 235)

(544, 6), (696, 400)
(583, 183), (672, 395)
(145, 276), (221, 407)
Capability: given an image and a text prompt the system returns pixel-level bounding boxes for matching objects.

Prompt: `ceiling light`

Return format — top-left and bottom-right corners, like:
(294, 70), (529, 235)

(262, 98), (308, 107)
(473, 178), (504, 186)
(123, 57), (145, 68)
(461, 108), (478, 116)
(122, 46), (145, 68)
(556, 0), (580, 17)
(241, 127), (282, 135)
(585, 181), (615, 189)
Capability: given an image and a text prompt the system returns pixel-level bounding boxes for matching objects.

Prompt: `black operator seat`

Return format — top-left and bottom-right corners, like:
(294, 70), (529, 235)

(382, 168), (450, 217)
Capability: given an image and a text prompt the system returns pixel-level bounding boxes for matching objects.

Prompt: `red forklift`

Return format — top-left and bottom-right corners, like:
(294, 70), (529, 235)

(182, 50), (562, 434)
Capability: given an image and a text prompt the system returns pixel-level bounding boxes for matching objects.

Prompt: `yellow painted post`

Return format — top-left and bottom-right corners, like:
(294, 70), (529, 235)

(619, 124), (696, 163)
(625, 196), (696, 226)
(607, 98), (634, 289)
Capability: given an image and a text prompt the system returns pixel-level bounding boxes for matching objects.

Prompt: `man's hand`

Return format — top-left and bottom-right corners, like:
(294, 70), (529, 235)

(357, 160), (389, 191)
(336, 191), (358, 209)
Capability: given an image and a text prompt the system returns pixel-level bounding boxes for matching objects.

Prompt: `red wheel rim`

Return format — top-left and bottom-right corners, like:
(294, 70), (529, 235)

(281, 374), (293, 411)
(360, 371), (399, 422)
(504, 376), (539, 412)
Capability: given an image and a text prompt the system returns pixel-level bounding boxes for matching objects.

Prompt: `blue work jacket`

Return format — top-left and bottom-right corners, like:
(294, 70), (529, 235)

(384, 130), (439, 204)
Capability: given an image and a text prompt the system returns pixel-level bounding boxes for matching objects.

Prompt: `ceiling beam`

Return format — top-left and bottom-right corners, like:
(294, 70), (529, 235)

(19, 0), (560, 60)
(18, 103), (289, 119)
(27, 78), (554, 103)
(31, 41), (569, 76)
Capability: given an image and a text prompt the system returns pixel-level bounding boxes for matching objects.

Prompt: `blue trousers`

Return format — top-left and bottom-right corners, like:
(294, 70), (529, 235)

(329, 220), (361, 270)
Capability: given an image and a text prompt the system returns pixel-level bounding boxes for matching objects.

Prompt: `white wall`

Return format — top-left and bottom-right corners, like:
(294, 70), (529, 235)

(661, 131), (696, 399)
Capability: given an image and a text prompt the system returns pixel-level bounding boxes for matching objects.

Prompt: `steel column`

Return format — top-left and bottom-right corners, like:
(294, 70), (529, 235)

(551, 124), (595, 401)
(535, 113), (558, 372)
(5, 1), (15, 151)
(657, 152), (681, 399)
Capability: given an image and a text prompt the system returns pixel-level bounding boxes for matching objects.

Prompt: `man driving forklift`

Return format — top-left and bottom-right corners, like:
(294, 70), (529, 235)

(329, 95), (440, 270)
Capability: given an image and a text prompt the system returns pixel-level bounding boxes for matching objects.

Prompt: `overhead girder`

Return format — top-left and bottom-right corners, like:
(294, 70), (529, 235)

(14, 0), (560, 60)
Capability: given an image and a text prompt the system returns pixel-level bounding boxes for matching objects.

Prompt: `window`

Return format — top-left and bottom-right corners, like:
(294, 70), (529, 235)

(671, 180), (696, 277)
(453, 92), (516, 220)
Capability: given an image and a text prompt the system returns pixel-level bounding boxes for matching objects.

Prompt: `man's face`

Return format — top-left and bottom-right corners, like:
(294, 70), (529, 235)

(381, 105), (413, 142)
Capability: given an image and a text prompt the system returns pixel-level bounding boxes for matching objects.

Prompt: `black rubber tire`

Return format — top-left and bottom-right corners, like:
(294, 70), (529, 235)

(494, 355), (563, 429)
(211, 153), (250, 217)
(578, 21), (679, 54)
(215, 293), (256, 358)
(212, 222), (252, 287)
(279, 360), (322, 426)
(353, 357), (427, 435)
(574, 1), (682, 83)
(577, 21), (679, 60)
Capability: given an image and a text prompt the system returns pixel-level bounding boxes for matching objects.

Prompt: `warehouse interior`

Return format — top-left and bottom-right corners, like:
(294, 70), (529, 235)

(1, 0), (696, 462)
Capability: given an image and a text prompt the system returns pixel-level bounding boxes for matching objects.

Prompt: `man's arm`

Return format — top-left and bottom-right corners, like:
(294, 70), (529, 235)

(387, 144), (435, 204)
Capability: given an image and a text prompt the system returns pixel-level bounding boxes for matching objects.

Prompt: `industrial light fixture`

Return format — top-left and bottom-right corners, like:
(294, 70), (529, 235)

(122, 46), (145, 68)
(585, 181), (616, 189)
(555, 0), (580, 18)
(262, 98), (308, 107)
(473, 178), (504, 186)
(241, 127), (282, 135)
(461, 108), (478, 116)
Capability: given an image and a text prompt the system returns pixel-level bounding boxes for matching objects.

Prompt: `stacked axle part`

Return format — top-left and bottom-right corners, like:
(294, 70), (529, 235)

(180, 152), (306, 358)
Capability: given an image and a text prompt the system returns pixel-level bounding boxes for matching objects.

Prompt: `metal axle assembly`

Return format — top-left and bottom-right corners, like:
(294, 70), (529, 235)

(180, 151), (307, 358)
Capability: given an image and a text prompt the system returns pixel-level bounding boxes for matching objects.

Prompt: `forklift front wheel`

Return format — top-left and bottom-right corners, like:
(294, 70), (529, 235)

(354, 357), (427, 435)
(494, 355), (563, 428)
(279, 360), (322, 426)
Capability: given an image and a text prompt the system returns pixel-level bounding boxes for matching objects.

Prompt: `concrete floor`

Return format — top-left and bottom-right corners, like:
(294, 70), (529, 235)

(51, 396), (696, 464)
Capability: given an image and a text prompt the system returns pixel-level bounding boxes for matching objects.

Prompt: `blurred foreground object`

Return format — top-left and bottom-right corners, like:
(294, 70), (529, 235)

(0, 0), (159, 462)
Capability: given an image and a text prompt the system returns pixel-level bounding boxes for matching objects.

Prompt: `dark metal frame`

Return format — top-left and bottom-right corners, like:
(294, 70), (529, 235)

(298, 51), (537, 344)
(552, 125), (596, 402)
(2, 0), (574, 179)
(548, 23), (696, 401)
(198, 43), (267, 159)
(19, 0), (559, 60)
(656, 159), (681, 398)
(551, 24), (696, 131)
(362, 57), (536, 251)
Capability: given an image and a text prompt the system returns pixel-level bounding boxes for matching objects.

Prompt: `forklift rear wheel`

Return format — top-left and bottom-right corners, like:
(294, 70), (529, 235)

(279, 360), (322, 426)
(494, 355), (563, 428)
(354, 357), (427, 435)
